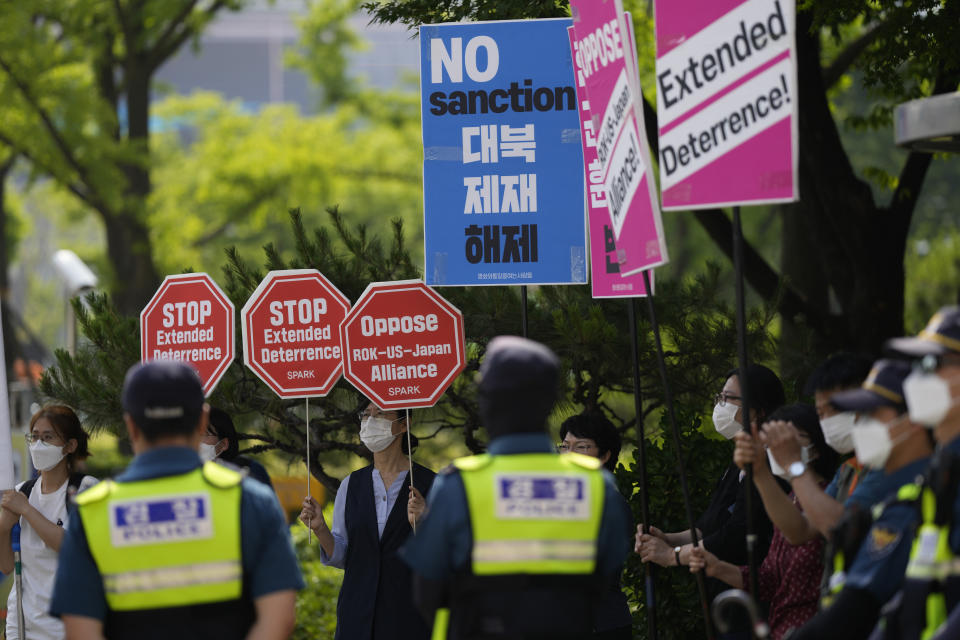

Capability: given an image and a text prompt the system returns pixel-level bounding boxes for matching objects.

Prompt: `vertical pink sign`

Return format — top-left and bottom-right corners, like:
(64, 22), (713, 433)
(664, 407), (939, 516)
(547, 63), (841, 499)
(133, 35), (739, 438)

(568, 25), (652, 299)
(654, 0), (799, 210)
(570, 0), (668, 277)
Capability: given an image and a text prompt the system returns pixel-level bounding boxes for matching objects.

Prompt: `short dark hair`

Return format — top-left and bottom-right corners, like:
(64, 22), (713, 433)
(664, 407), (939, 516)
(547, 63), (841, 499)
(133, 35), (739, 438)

(559, 411), (621, 472)
(30, 405), (90, 470)
(479, 336), (560, 439)
(803, 352), (873, 396)
(401, 432), (419, 455)
(122, 361), (205, 441)
(764, 403), (839, 481)
(725, 364), (786, 423)
(208, 407), (240, 460)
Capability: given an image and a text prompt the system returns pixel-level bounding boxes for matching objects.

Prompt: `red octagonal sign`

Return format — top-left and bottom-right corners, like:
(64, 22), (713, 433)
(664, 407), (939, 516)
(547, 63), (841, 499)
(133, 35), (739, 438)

(141, 273), (235, 397)
(241, 269), (351, 398)
(340, 279), (466, 409)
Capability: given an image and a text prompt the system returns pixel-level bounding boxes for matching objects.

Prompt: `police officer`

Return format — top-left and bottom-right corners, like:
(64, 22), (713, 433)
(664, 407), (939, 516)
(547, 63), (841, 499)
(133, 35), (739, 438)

(881, 306), (960, 638)
(790, 360), (934, 639)
(402, 336), (631, 640)
(49, 361), (303, 640)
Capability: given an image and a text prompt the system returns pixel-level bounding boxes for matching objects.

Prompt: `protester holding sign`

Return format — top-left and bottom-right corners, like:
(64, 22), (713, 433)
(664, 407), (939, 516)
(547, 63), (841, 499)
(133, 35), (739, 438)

(690, 403), (839, 640)
(637, 365), (784, 574)
(0, 405), (97, 640)
(299, 402), (435, 640)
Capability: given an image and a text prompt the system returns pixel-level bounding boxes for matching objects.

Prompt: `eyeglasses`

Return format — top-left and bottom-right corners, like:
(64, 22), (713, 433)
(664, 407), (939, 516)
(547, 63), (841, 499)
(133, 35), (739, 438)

(713, 392), (743, 407)
(357, 410), (396, 421)
(558, 442), (597, 454)
(25, 432), (62, 445)
(917, 353), (960, 373)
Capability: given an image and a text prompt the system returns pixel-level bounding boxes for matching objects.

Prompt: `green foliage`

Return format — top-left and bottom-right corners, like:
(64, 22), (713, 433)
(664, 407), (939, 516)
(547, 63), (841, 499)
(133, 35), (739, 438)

(286, 0), (368, 107)
(364, 0), (567, 27)
(39, 208), (780, 501)
(616, 411), (731, 640)
(38, 292), (139, 433)
(149, 92), (423, 275)
(806, 0), (960, 96)
(904, 229), (960, 332)
(83, 435), (133, 479)
(0, 0), (248, 310)
(290, 525), (342, 639)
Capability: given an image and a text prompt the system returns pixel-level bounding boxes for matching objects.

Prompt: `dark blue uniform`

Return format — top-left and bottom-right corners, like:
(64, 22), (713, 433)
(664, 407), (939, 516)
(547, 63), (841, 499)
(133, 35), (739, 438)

(401, 433), (631, 639)
(792, 457), (929, 640)
(50, 448), (303, 627)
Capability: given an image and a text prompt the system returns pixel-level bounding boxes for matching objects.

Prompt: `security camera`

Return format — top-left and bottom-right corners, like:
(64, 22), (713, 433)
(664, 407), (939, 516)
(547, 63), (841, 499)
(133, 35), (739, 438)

(52, 250), (98, 297)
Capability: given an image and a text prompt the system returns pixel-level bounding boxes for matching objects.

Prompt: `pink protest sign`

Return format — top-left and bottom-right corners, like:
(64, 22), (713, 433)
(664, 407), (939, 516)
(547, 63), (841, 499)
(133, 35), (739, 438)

(568, 25), (652, 299)
(654, 0), (798, 210)
(570, 0), (668, 277)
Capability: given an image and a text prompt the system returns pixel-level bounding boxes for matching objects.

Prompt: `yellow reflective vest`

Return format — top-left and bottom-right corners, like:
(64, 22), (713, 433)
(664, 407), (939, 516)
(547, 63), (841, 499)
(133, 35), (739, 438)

(77, 461), (243, 611)
(455, 452), (605, 576)
(902, 483), (955, 639)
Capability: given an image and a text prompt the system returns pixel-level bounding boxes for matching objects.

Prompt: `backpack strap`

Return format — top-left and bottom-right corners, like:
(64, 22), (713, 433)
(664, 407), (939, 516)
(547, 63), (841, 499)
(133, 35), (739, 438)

(68, 472), (86, 490)
(18, 473), (91, 513)
(18, 477), (37, 498)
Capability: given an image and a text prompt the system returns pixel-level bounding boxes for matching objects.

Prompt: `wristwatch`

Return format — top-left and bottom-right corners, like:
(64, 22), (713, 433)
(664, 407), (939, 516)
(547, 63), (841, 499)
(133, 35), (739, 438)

(786, 460), (806, 481)
(674, 546), (682, 566)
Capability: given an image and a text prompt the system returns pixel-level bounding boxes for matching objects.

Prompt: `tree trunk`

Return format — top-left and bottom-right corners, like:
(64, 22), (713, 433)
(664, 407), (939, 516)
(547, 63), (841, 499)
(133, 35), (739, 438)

(108, 51), (159, 315)
(778, 13), (908, 372)
(104, 211), (159, 315)
(0, 155), (19, 376)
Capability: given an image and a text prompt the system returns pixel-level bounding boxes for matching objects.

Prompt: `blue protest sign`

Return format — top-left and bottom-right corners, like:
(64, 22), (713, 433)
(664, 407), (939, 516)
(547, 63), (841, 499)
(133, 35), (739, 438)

(420, 19), (587, 286)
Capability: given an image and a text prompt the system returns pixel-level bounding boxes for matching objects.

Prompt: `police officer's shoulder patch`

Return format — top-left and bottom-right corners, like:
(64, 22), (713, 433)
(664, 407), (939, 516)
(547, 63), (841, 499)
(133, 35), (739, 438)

(563, 452), (602, 470)
(867, 526), (902, 559)
(454, 454), (492, 472)
(76, 479), (113, 505)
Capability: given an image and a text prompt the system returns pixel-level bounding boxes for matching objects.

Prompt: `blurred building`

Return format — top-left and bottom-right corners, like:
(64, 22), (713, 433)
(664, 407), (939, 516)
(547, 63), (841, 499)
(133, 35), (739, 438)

(156, 0), (420, 113)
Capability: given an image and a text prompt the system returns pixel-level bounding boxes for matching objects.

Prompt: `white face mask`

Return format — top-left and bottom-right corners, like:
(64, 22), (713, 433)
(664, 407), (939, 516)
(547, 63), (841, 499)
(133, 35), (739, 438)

(29, 440), (66, 471)
(903, 369), (956, 427)
(767, 444), (817, 480)
(712, 402), (742, 440)
(360, 416), (398, 453)
(199, 442), (219, 462)
(852, 414), (910, 469)
(821, 412), (857, 454)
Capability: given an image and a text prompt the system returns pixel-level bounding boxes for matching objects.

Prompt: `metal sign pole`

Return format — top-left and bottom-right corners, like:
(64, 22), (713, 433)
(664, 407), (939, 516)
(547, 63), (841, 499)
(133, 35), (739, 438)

(628, 297), (658, 640)
(520, 286), (529, 338)
(641, 269), (714, 639)
(732, 206), (759, 597)
(306, 397), (312, 544)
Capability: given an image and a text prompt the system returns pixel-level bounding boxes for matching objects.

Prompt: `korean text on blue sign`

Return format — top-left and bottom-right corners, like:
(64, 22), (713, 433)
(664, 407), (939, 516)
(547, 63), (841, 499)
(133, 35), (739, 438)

(420, 19), (588, 286)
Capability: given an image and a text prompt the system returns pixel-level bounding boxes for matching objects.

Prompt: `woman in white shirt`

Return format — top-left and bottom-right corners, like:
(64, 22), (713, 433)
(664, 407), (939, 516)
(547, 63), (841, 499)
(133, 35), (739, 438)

(0, 405), (97, 640)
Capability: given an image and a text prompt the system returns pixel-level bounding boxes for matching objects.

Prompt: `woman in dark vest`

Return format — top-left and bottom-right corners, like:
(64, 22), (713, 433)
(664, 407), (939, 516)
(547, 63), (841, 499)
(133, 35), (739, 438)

(300, 402), (435, 640)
